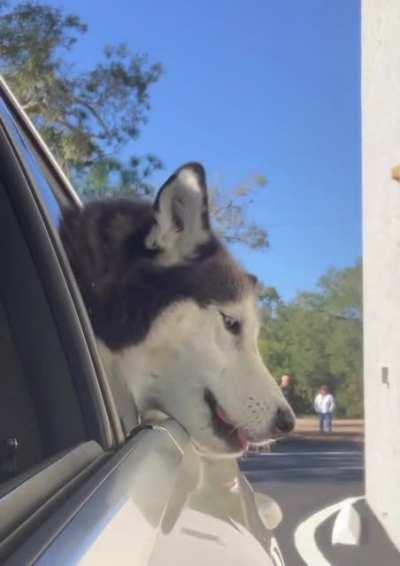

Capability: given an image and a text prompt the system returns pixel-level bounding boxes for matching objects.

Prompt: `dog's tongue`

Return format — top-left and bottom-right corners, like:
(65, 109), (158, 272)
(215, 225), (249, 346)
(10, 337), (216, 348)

(238, 430), (250, 450)
(216, 406), (249, 450)
(216, 406), (230, 424)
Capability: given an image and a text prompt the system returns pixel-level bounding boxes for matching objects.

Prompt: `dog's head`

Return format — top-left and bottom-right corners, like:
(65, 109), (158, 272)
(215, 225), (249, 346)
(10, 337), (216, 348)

(117, 162), (295, 457)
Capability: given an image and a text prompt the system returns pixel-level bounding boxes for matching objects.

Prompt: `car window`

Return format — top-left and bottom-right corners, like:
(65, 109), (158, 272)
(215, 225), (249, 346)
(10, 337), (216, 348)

(0, 297), (43, 483)
(0, 89), (136, 440)
(0, 94), (113, 562)
(0, 97), (73, 227)
(0, 180), (87, 486)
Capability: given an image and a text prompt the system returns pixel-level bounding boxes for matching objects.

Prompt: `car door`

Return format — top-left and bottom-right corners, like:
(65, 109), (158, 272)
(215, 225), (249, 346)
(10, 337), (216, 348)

(0, 78), (191, 566)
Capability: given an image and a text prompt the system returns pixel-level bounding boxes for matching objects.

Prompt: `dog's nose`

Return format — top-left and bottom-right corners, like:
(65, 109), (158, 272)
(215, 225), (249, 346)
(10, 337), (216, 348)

(274, 406), (295, 433)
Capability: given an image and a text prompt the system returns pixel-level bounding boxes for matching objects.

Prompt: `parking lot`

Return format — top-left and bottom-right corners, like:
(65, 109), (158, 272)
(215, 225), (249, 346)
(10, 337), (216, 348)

(240, 421), (400, 565)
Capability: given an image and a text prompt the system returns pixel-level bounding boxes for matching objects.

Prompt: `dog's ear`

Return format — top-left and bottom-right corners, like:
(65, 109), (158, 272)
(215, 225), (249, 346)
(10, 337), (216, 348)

(145, 162), (211, 263)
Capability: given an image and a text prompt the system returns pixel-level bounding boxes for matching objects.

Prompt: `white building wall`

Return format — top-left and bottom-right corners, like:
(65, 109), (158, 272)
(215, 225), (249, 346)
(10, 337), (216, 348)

(362, 0), (400, 551)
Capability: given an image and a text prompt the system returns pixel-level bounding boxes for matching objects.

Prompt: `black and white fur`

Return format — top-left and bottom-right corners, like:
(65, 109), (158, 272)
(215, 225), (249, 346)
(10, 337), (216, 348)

(61, 163), (295, 456)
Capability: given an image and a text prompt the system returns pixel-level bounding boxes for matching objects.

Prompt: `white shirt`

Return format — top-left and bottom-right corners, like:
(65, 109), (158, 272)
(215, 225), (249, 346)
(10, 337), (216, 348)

(314, 393), (335, 414)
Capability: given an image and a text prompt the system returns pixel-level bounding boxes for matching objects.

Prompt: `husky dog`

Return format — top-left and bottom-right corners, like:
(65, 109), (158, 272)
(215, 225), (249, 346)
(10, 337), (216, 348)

(60, 163), (295, 456)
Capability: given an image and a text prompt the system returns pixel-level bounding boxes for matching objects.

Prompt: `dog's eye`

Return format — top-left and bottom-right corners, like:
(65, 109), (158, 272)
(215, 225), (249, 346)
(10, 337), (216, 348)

(220, 312), (241, 335)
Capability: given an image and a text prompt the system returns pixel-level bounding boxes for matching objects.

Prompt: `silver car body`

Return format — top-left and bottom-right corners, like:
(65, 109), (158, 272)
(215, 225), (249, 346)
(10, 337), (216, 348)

(36, 421), (284, 566)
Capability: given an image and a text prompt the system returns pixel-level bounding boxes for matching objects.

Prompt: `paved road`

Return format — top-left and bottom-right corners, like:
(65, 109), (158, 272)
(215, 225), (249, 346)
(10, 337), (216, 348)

(239, 439), (400, 566)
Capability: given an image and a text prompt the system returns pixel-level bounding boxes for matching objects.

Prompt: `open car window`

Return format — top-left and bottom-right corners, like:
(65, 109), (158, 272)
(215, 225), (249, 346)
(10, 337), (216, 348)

(0, 88), (138, 439)
(0, 90), (113, 561)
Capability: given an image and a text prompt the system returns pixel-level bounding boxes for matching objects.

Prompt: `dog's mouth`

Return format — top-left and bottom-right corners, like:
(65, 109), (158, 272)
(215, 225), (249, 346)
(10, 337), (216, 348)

(204, 388), (249, 451)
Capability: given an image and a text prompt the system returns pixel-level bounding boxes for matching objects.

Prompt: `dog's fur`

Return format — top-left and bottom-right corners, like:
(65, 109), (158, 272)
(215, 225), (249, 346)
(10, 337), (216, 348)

(60, 163), (295, 456)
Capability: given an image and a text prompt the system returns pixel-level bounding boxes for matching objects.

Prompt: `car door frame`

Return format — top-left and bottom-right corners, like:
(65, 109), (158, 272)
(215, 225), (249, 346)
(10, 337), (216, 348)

(0, 78), (136, 562)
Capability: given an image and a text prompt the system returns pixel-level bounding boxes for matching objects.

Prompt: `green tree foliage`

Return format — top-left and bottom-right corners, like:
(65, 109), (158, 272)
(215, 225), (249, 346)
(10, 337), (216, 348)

(0, 0), (163, 195)
(0, 1), (269, 249)
(260, 262), (363, 417)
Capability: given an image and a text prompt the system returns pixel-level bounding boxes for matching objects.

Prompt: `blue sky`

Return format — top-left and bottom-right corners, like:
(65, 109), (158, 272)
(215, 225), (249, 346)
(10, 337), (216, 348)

(51, 0), (361, 300)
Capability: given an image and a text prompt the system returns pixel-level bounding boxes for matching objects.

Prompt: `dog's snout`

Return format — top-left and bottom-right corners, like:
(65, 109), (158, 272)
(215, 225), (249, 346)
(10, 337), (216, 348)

(274, 406), (295, 433)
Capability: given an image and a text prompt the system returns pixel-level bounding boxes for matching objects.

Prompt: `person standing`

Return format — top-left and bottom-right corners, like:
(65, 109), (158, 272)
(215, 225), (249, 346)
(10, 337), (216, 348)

(280, 374), (293, 405)
(314, 385), (335, 432)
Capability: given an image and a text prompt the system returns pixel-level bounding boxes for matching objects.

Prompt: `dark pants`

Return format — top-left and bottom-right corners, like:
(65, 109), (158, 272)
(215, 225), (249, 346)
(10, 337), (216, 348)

(319, 413), (333, 432)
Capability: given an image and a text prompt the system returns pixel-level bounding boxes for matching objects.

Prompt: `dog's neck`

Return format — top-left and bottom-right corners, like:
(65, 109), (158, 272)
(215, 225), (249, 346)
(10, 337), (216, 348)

(96, 338), (164, 419)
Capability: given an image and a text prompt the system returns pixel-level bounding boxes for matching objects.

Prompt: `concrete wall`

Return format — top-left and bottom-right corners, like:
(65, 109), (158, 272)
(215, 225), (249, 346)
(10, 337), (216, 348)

(362, 0), (400, 551)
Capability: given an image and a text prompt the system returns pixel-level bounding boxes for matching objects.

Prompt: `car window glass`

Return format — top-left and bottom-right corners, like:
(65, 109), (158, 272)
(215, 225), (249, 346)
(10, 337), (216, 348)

(0, 98), (65, 226)
(0, 94), (136, 439)
(0, 181), (87, 487)
(0, 298), (43, 483)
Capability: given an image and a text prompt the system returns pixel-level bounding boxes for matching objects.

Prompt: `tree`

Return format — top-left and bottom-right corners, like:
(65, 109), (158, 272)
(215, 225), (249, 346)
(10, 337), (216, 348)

(260, 262), (363, 417)
(317, 262), (362, 320)
(317, 262), (363, 416)
(0, 0), (162, 194)
(209, 174), (268, 249)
